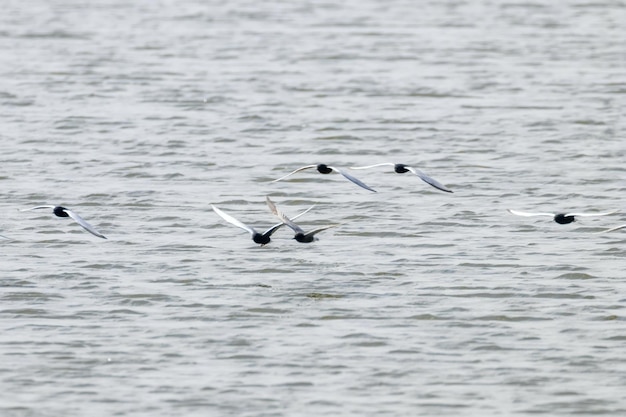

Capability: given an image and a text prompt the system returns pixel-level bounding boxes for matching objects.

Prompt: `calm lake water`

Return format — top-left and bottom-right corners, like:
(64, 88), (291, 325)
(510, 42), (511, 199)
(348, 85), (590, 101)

(1, 1), (625, 416)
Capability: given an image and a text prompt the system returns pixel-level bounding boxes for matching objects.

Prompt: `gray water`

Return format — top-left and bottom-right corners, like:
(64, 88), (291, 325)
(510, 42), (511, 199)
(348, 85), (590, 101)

(1, 1), (625, 416)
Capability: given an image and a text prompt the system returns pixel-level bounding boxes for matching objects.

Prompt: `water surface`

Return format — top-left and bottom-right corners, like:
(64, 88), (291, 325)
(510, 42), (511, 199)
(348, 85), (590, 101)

(1, 1), (625, 416)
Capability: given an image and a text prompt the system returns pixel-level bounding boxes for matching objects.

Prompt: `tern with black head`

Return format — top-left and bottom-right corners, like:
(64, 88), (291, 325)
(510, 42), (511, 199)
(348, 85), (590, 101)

(350, 163), (452, 193)
(21, 205), (107, 239)
(272, 164), (376, 192)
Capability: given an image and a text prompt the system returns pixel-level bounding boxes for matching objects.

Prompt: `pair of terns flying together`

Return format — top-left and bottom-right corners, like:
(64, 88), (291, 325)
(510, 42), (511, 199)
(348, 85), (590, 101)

(212, 197), (337, 245)
(271, 163), (453, 193)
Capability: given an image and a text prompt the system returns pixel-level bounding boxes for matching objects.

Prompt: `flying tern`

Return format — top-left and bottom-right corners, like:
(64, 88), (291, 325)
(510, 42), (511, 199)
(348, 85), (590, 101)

(350, 163), (452, 193)
(507, 209), (618, 225)
(21, 205), (107, 239)
(272, 164), (377, 193)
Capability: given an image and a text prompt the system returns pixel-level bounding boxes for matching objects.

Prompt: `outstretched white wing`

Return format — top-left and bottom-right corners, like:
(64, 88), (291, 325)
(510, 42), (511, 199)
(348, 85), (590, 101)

(565, 210), (618, 217)
(19, 205), (55, 212)
(405, 166), (453, 193)
(271, 165), (317, 182)
(329, 166), (377, 192)
(507, 209), (555, 217)
(292, 204), (315, 220)
(211, 205), (256, 236)
(349, 163), (394, 170)
(595, 224), (626, 234)
(65, 209), (107, 239)
(304, 224), (339, 239)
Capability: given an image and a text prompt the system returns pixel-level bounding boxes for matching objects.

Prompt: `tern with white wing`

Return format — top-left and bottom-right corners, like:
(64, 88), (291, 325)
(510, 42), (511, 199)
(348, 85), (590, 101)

(272, 164), (377, 193)
(507, 209), (618, 225)
(350, 163), (452, 193)
(21, 205), (107, 239)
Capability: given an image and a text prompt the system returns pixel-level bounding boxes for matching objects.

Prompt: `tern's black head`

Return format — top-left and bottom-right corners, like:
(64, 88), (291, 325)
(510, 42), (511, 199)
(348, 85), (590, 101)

(53, 206), (69, 218)
(316, 164), (333, 174)
(293, 233), (315, 243)
(554, 214), (575, 224)
(394, 164), (410, 173)
(252, 233), (272, 245)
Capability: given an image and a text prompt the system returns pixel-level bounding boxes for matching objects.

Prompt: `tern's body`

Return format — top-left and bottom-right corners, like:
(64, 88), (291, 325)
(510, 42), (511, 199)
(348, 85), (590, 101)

(211, 203), (314, 245)
(21, 205), (107, 239)
(507, 209), (618, 224)
(265, 196), (337, 243)
(350, 163), (452, 193)
(272, 164), (377, 192)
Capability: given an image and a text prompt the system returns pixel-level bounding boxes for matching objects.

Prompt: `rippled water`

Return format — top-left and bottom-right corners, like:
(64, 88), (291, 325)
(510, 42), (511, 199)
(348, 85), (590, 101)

(1, 1), (625, 416)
